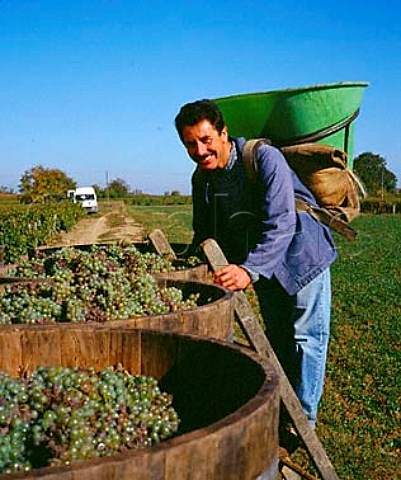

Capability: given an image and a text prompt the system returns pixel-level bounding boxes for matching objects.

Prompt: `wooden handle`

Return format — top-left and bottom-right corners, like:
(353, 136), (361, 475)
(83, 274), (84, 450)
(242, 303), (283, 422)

(149, 229), (177, 259)
(201, 238), (339, 480)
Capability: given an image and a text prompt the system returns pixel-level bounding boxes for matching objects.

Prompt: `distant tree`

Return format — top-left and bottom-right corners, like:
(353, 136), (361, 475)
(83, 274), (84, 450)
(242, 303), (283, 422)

(0, 186), (14, 194)
(92, 184), (106, 199)
(353, 152), (397, 195)
(106, 178), (130, 199)
(164, 190), (181, 197)
(19, 165), (76, 203)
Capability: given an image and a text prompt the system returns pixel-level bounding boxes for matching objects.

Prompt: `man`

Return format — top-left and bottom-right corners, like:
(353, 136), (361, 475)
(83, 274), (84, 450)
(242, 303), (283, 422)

(175, 99), (337, 428)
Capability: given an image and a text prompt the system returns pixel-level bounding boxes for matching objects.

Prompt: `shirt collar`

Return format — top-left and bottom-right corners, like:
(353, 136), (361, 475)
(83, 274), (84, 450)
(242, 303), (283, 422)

(224, 140), (237, 171)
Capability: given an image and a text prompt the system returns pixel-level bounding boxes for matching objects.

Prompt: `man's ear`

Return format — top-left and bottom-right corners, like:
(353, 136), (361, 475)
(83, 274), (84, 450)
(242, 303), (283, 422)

(221, 126), (228, 140)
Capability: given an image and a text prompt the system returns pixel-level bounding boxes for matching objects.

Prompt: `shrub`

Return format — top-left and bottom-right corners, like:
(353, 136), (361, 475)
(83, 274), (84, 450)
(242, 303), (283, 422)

(360, 197), (401, 214)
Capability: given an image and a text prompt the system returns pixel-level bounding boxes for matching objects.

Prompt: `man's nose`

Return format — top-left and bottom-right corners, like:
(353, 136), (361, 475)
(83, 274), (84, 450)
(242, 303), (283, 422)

(195, 142), (208, 156)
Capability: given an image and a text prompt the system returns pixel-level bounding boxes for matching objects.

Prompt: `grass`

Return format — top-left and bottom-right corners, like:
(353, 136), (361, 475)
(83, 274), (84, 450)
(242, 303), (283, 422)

(0, 198), (23, 209)
(318, 215), (401, 479)
(127, 204), (193, 244)
(129, 207), (401, 479)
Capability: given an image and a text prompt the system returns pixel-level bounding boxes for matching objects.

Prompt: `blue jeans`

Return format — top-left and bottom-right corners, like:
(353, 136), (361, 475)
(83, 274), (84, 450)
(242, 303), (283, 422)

(254, 269), (331, 427)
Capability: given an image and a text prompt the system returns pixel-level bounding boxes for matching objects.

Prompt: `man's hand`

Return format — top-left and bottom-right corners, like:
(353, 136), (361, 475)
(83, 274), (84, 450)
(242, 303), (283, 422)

(213, 265), (251, 291)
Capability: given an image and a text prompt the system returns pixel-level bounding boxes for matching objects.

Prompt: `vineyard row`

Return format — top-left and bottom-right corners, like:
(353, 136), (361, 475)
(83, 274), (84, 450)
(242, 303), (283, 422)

(0, 203), (86, 264)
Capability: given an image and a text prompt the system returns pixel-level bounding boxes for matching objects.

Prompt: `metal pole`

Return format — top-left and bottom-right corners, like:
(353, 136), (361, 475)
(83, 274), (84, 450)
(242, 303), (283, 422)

(106, 171), (110, 203)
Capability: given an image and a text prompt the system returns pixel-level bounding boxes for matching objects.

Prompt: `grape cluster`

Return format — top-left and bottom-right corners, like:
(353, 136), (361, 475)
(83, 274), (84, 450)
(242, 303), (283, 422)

(0, 365), (180, 474)
(0, 245), (200, 325)
(8, 243), (201, 278)
(0, 372), (31, 474)
(96, 242), (201, 274)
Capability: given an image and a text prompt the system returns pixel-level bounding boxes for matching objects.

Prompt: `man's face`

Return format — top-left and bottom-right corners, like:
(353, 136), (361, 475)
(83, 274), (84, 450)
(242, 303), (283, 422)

(181, 119), (231, 170)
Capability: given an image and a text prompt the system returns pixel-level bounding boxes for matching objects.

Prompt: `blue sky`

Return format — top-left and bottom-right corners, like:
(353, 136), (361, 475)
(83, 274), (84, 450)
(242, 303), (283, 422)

(1, 0), (400, 194)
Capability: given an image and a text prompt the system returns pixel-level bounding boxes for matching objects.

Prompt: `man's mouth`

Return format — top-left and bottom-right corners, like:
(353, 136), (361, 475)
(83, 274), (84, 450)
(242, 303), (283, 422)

(198, 155), (214, 167)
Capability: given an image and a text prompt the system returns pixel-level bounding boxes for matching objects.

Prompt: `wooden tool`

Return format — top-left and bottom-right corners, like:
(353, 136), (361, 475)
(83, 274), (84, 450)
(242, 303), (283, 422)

(201, 238), (339, 480)
(149, 229), (177, 259)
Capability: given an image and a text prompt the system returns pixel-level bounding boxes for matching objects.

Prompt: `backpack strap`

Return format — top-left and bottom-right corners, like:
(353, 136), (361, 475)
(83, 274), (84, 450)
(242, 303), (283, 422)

(295, 198), (357, 240)
(241, 139), (358, 240)
(241, 138), (271, 183)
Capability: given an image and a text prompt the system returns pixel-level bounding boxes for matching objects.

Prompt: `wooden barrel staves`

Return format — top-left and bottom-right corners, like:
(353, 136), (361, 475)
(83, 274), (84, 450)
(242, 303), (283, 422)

(0, 327), (280, 480)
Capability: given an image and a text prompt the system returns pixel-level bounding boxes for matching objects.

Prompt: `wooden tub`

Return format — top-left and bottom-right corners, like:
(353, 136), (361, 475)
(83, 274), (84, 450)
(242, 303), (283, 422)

(0, 278), (234, 341)
(0, 327), (279, 480)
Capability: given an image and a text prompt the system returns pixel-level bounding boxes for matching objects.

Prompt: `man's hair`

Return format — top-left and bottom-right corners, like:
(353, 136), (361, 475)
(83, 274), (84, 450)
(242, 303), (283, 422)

(175, 99), (225, 141)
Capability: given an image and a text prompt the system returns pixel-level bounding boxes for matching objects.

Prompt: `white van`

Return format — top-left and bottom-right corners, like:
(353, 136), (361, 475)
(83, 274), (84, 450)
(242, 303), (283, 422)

(67, 187), (98, 213)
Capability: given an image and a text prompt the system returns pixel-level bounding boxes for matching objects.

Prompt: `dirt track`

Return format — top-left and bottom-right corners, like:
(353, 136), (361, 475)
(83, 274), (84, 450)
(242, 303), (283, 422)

(49, 202), (144, 246)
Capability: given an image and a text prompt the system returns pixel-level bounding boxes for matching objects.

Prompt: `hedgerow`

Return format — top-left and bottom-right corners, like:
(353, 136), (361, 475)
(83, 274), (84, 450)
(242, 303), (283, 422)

(360, 197), (401, 213)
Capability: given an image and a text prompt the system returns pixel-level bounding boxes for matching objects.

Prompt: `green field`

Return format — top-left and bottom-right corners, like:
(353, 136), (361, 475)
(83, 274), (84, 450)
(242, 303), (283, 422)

(321, 215), (400, 479)
(130, 208), (401, 479)
(128, 204), (193, 244)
